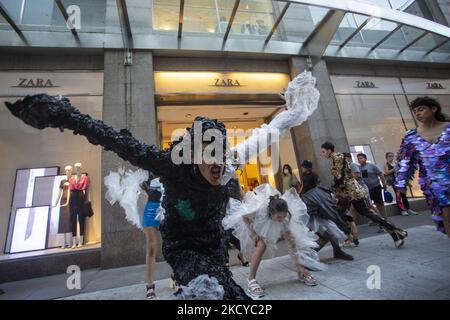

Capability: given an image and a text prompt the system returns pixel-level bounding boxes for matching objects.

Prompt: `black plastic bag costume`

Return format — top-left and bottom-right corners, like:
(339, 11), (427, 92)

(5, 94), (249, 300)
(302, 186), (351, 236)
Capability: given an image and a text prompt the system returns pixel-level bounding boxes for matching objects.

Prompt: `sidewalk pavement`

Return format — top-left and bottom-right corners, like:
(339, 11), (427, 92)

(1, 212), (449, 300)
(61, 224), (450, 300)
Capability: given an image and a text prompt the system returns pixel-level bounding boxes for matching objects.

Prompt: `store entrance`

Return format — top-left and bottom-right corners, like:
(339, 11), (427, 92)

(157, 104), (285, 192)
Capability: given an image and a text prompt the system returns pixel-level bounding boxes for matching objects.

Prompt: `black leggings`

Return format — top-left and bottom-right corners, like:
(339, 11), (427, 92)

(71, 210), (85, 236)
(352, 199), (401, 235)
(70, 190), (86, 236)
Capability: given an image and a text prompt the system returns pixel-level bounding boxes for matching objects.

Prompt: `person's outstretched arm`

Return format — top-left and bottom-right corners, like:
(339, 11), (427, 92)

(233, 71), (319, 164)
(395, 132), (418, 190)
(5, 94), (171, 175)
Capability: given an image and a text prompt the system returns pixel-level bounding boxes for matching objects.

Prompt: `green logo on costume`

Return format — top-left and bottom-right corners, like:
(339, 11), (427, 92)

(175, 200), (196, 221)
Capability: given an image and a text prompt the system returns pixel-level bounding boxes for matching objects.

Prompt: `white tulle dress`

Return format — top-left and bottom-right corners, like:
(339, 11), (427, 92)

(104, 169), (165, 229)
(223, 184), (327, 271)
(220, 71), (320, 186)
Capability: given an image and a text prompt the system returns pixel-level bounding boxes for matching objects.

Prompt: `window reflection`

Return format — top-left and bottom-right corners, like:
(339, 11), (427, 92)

(0, 0), (106, 32)
(335, 94), (421, 197)
(152, 0), (275, 36)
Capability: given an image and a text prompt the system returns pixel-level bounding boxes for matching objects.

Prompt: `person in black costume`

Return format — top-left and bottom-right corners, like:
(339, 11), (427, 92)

(5, 94), (249, 300)
(301, 186), (354, 261)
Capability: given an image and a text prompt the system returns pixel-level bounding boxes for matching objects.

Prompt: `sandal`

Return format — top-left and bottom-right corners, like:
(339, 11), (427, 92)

(343, 239), (355, 247)
(146, 283), (156, 300)
(298, 272), (317, 287)
(247, 279), (265, 298)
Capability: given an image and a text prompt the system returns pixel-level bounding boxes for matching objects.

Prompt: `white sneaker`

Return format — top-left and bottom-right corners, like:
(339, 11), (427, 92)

(407, 209), (419, 215)
(400, 211), (410, 216)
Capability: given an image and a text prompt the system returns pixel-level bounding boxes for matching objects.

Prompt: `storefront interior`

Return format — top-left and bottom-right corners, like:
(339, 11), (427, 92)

(0, 72), (103, 260)
(158, 103), (299, 192)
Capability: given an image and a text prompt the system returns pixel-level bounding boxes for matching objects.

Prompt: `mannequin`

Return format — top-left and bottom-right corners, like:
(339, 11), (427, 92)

(52, 165), (73, 248)
(69, 162), (90, 248)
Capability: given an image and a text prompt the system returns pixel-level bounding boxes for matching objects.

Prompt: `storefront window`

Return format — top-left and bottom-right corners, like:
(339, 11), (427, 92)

(332, 75), (450, 199)
(336, 95), (414, 165)
(230, 0), (276, 37)
(0, 72), (103, 256)
(336, 94), (421, 197)
(280, 3), (329, 43)
(0, 0), (107, 32)
(152, 0), (276, 37)
(152, 0), (178, 32)
(0, 0), (22, 25)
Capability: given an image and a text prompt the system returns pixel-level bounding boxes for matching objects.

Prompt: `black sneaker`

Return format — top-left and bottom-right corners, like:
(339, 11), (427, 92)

(353, 238), (359, 246)
(333, 248), (354, 261)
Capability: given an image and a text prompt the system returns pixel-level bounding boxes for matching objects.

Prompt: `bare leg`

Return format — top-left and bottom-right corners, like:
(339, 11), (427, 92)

(144, 227), (158, 285)
(442, 207), (450, 239)
(350, 221), (358, 239)
(297, 264), (311, 277)
(249, 240), (266, 280)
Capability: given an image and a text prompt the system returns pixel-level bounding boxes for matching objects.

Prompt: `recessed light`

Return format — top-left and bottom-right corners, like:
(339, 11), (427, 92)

(185, 113), (192, 118)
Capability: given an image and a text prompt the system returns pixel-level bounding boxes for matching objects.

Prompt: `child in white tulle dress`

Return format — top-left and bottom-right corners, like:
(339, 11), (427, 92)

(224, 184), (327, 298)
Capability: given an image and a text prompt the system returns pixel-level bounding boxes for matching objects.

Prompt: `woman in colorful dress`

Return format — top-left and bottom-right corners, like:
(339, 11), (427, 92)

(395, 97), (449, 236)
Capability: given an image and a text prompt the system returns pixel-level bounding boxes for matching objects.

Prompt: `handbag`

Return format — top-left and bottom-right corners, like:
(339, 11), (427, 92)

(383, 190), (393, 203)
(83, 201), (94, 217)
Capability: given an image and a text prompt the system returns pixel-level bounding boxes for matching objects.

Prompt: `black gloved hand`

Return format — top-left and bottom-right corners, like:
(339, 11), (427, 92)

(4, 94), (76, 130)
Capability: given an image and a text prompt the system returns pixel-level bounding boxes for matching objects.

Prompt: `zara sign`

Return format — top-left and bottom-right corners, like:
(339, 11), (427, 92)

(13, 78), (58, 88)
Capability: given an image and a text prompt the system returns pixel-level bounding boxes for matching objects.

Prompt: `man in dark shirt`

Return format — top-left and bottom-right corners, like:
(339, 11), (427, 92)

(300, 160), (320, 195)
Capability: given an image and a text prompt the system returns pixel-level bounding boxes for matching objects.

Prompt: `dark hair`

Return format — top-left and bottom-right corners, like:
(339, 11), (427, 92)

(321, 141), (335, 152)
(282, 164), (293, 175)
(342, 152), (351, 158)
(169, 116), (227, 160)
(268, 195), (290, 220)
(385, 152), (394, 159)
(410, 96), (449, 122)
(301, 160), (313, 169)
(357, 153), (367, 160)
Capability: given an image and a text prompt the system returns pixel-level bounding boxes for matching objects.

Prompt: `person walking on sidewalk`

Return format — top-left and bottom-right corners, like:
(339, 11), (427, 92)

(301, 185), (354, 260)
(140, 176), (164, 300)
(320, 142), (408, 248)
(357, 153), (391, 233)
(384, 152), (418, 216)
(357, 153), (389, 225)
(282, 164), (301, 194)
(300, 160), (321, 196)
(395, 97), (450, 237)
